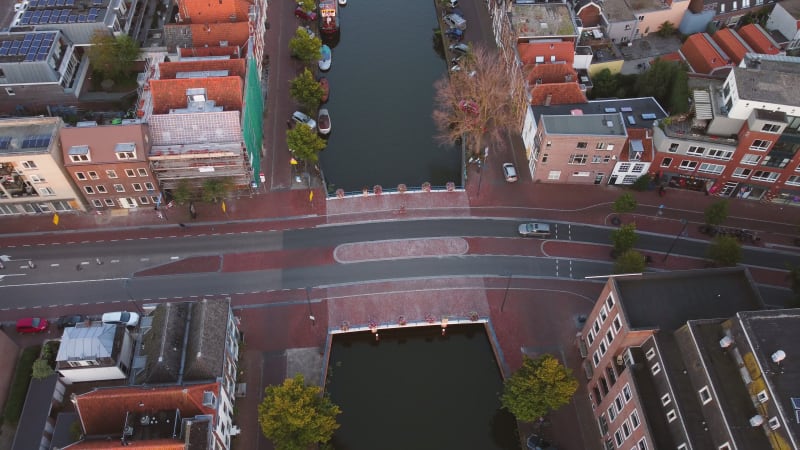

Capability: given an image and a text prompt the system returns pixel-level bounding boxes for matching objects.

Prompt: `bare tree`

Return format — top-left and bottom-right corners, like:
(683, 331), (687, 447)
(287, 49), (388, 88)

(433, 44), (524, 158)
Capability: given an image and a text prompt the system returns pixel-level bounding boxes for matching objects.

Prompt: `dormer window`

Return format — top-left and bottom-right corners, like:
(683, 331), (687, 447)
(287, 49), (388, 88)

(115, 143), (136, 160)
(69, 145), (91, 162)
(202, 391), (217, 408)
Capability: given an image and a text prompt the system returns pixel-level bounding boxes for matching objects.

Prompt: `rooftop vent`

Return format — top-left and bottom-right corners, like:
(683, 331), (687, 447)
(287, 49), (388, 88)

(772, 350), (786, 364)
(719, 336), (733, 348)
(749, 415), (764, 427)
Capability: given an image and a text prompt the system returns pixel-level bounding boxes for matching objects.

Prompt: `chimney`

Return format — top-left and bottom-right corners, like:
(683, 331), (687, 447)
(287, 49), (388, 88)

(544, 94), (552, 106)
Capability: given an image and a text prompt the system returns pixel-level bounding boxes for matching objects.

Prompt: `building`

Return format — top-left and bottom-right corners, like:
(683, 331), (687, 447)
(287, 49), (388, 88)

(767, 0), (800, 53)
(55, 322), (136, 384)
(11, 374), (65, 450)
(0, 116), (86, 215)
(0, 329), (20, 413)
(681, 0), (778, 35)
(577, 267), (770, 450)
(602, 0), (691, 44)
(59, 122), (160, 210)
(680, 32), (734, 76)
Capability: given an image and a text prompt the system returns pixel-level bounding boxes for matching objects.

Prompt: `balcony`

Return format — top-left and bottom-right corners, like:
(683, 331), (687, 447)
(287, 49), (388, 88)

(660, 120), (738, 147)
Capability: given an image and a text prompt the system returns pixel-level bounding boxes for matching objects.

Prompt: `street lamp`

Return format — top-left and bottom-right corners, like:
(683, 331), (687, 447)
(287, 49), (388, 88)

(305, 286), (315, 326)
(663, 218), (689, 263)
(500, 274), (513, 312)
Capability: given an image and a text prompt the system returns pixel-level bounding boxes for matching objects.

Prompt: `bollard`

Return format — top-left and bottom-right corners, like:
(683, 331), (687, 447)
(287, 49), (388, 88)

(96, 258), (103, 265)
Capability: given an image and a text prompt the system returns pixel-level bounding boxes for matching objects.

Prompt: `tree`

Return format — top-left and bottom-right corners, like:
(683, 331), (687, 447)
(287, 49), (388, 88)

(657, 21), (676, 37)
(614, 249), (647, 274)
(501, 354), (578, 422)
(86, 32), (140, 81)
(290, 67), (324, 112)
(589, 68), (618, 99)
(201, 178), (234, 203)
(32, 358), (54, 380)
(297, 0), (315, 12)
(612, 192), (637, 219)
(611, 223), (638, 256)
(433, 44), (524, 158)
(258, 374), (341, 450)
(171, 179), (193, 205)
(704, 200), (729, 227)
(289, 27), (322, 65)
(631, 174), (652, 192)
(708, 235), (742, 267)
(287, 124), (327, 163)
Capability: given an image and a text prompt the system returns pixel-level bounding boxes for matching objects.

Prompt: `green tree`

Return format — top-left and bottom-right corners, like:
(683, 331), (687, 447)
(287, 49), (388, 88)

(669, 66), (690, 114)
(612, 223), (639, 255)
(32, 358), (54, 380)
(631, 174), (652, 192)
(613, 192), (637, 217)
(290, 67), (324, 112)
(297, 0), (315, 12)
(289, 27), (322, 65)
(501, 354), (578, 422)
(589, 68), (618, 99)
(86, 32), (140, 80)
(656, 21), (676, 37)
(171, 179), (193, 205)
(287, 124), (327, 163)
(704, 200), (729, 227)
(635, 58), (678, 107)
(201, 178), (233, 203)
(708, 235), (742, 267)
(614, 249), (647, 274)
(258, 374), (341, 450)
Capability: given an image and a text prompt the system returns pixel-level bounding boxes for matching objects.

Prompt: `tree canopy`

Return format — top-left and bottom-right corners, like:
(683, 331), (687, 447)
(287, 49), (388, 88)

(287, 124), (327, 163)
(589, 59), (689, 114)
(704, 200), (729, 227)
(258, 374), (341, 450)
(612, 223), (639, 255)
(201, 178), (233, 203)
(614, 249), (647, 274)
(708, 235), (742, 267)
(290, 67), (324, 112)
(433, 44), (524, 157)
(501, 354), (578, 422)
(612, 192), (637, 216)
(86, 32), (140, 80)
(289, 27), (322, 65)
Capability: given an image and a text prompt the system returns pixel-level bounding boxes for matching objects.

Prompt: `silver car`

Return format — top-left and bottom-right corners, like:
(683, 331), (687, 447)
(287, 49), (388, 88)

(518, 223), (551, 237)
(292, 111), (317, 130)
(443, 13), (467, 30)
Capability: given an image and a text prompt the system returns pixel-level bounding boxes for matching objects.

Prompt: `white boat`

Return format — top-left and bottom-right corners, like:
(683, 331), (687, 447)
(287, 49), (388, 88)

(318, 44), (331, 71)
(318, 108), (331, 135)
(338, 0), (346, 5)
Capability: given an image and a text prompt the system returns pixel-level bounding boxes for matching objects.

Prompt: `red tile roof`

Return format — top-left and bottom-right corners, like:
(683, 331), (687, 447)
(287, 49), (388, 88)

(65, 438), (185, 449)
(179, 46), (241, 58)
(530, 83), (588, 105)
(74, 383), (219, 436)
(712, 28), (752, 64)
(150, 76), (243, 113)
(738, 24), (780, 54)
(60, 124), (149, 164)
(177, 0), (253, 23)
(527, 63), (579, 84)
(158, 58), (246, 79)
(189, 22), (250, 48)
(658, 52), (684, 63)
(517, 41), (575, 66)
(680, 33), (731, 75)
(620, 128), (654, 162)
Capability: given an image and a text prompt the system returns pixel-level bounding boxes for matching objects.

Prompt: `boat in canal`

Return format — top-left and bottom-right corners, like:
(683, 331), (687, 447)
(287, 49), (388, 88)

(319, 44), (332, 71)
(319, 0), (339, 34)
(338, 0), (346, 5)
(318, 108), (331, 135)
(319, 77), (329, 102)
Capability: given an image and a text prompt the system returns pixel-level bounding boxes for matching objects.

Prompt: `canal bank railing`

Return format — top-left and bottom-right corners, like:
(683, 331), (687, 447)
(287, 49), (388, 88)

(326, 183), (465, 199)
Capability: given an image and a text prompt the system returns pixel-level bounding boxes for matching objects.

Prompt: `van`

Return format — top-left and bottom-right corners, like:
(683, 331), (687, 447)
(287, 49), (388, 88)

(443, 13), (467, 30)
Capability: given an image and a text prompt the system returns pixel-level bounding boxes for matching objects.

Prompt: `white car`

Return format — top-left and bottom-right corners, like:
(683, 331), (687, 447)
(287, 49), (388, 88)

(502, 163), (518, 182)
(443, 13), (467, 30)
(102, 311), (140, 327)
(292, 111), (317, 130)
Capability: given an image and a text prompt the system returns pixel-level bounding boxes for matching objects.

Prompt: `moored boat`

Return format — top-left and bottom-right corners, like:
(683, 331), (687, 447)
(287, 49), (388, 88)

(319, 77), (329, 103)
(318, 44), (331, 71)
(319, 0), (339, 34)
(318, 108), (331, 135)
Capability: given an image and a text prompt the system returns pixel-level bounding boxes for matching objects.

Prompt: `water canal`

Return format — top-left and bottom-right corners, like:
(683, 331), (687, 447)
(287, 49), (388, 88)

(318, 0), (461, 193)
(326, 324), (519, 449)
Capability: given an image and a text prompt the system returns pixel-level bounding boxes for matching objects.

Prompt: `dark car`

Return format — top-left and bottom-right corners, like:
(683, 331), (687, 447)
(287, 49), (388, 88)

(444, 28), (463, 42)
(16, 317), (49, 334)
(294, 6), (317, 21)
(57, 314), (86, 329)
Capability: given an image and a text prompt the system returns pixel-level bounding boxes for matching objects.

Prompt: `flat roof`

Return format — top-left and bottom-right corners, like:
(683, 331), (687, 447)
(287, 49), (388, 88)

(613, 267), (765, 331)
(602, 0), (635, 22)
(510, 3), (576, 37)
(0, 116), (59, 155)
(10, 0), (109, 29)
(531, 97), (668, 128)
(733, 65), (800, 106)
(0, 31), (57, 64)
(541, 113), (627, 135)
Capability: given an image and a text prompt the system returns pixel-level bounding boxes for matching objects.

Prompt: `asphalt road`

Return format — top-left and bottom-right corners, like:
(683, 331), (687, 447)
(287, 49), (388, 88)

(1, 218), (796, 309)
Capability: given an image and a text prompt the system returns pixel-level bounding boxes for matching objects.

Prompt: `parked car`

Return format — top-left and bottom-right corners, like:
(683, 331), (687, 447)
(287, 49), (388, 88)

(294, 6), (317, 21)
(502, 162), (518, 182)
(449, 42), (470, 56)
(518, 223), (551, 238)
(57, 314), (86, 329)
(443, 13), (467, 30)
(526, 434), (557, 450)
(16, 317), (49, 334)
(292, 111), (317, 130)
(444, 28), (463, 42)
(101, 311), (140, 327)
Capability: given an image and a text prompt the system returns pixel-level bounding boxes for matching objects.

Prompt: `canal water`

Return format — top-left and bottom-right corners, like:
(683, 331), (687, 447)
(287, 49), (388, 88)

(326, 324), (520, 450)
(319, 0), (461, 193)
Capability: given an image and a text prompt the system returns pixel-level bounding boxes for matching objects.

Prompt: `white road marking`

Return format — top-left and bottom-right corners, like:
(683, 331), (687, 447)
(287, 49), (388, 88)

(50, 263), (59, 267)
(170, 256), (180, 260)
(140, 258), (149, 262)
(111, 260), (120, 263)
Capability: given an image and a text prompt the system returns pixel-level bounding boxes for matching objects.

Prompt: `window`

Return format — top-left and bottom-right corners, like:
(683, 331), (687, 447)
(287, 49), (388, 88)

(607, 144), (615, 151)
(623, 384), (632, 402)
(125, 169), (136, 177)
(637, 438), (647, 450)
(622, 420), (631, 438)
(5, 87), (15, 96)
(638, 15), (644, 20)
(750, 139), (771, 150)
(594, 319), (601, 334)
(69, 154), (89, 162)
(613, 315), (622, 332)
(632, 164), (644, 173)
(115, 143), (137, 159)
(645, 348), (656, 360)
(92, 199), (103, 208)
(679, 160), (697, 170)
(687, 146), (705, 156)
(542, 154), (549, 163)
(762, 123), (781, 133)
(756, 390), (769, 403)
(752, 170), (779, 182)
(661, 393), (671, 406)
(599, 340), (607, 356)
(733, 167), (752, 178)
(113, 184), (125, 193)
(661, 158), (672, 167)
(569, 154), (588, 164)
(787, 175), (800, 186)
(588, 330), (595, 345)
(21, 160), (37, 169)
(619, 163), (631, 172)
(630, 410), (640, 429)
(96, 185), (107, 193)
(577, 142), (588, 149)
(139, 196), (150, 204)
(104, 198), (115, 206)
(593, 351), (601, 367)
(137, 168), (148, 176)
(720, 3), (725, 11)
(144, 182), (155, 191)
(84, 186), (95, 194)
(547, 171), (560, 180)
(615, 430), (623, 446)
(88, 171), (99, 180)
(706, 148), (733, 160)
(668, 143), (679, 153)
(699, 386), (712, 404)
(698, 163), (724, 174)
(603, 155), (612, 163)
(768, 416), (781, 430)
(600, 306), (608, 322)
(719, 443), (731, 450)
(39, 187), (55, 196)
(75, 172), (86, 180)
(741, 154), (761, 165)
(608, 405), (617, 421)
(651, 363), (661, 375)
(106, 170), (118, 179)
(592, 155), (603, 163)
(606, 329), (614, 344)
(597, 142), (606, 149)
(132, 183), (143, 191)
(666, 409), (677, 422)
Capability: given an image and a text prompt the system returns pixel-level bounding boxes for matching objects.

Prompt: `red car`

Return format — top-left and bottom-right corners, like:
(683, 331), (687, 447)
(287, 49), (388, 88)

(16, 317), (49, 334)
(294, 6), (317, 21)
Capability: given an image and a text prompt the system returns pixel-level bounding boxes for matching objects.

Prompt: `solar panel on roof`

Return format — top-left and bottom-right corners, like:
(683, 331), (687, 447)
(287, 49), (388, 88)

(67, 14), (76, 21)
(36, 53), (46, 60)
(66, 0), (74, 5)
(56, 0), (64, 6)
(620, 107), (633, 112)
(24, 53), (34, 62)
(641, 113), (657, 120)
(1, 41), (9, 48)
(47, 0), (56, 6)
(61, 10), (68, 17)
(88, 13), (96, 20)
(0, 48), (7, 56)
(11, 41), (19, 48)
(78, 14), (85, 21)
(28, 0), (37, 7)
(23, 35), (32, 42)
(0, 137), (11, 150)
